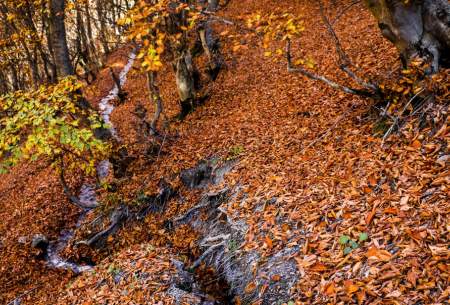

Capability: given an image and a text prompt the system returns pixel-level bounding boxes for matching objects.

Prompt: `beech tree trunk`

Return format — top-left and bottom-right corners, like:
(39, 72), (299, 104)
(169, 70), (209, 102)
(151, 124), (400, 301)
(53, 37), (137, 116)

(50, 0), (74, 77)
(365, 0), (450, 72)
(175, 50), (196, 115)
(208, 0), (219, 11)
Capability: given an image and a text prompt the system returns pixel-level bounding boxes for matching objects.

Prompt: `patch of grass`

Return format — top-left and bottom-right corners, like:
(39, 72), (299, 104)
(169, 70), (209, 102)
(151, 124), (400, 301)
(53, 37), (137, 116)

(227, 145), (245, 160)
(227, 239), (239, 252)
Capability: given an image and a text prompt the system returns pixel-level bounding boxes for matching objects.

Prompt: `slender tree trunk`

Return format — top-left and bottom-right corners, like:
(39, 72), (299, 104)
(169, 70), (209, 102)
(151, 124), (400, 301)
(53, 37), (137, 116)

(147, 71), (164, 134)
(0, 71), (9, 94)
(84, 2), (101, 68)
(96, 0), (110, 55)
(42, 6), (58, 82)
(10, 64), (20, 91)
(208, 0), (219, 11)
(365, 0), (450, 72)
(199, 21), (222, 80)
(49, 0), (74, 77)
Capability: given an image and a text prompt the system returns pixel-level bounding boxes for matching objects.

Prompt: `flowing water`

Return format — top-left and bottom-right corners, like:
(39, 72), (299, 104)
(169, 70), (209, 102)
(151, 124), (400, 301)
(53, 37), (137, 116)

(46, 52), (136, 273)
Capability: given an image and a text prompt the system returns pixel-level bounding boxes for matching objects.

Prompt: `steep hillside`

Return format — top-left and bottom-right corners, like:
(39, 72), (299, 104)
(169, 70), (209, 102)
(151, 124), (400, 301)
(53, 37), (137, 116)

(1, 0), (448, 304)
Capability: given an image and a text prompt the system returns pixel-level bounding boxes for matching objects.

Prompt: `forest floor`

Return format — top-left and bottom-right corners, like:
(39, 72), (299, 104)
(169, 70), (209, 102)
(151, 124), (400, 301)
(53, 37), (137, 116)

(1, 0), (448, 304)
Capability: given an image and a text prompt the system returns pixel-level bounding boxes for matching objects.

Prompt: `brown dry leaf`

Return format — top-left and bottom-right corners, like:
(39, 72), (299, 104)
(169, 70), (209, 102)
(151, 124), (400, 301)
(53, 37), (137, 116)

(429, 245), (449, 256)
(407, 269), (418, 286)
(366, 247), (392, 262)
(417, 281), (435, 290)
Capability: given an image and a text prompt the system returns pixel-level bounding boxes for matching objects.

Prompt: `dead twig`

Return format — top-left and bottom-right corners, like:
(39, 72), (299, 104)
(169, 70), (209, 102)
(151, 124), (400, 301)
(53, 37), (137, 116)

(318, 0), (379, 93)
(6, 286), (39, 305)
(381, 88), (425, 146)
(331, 0), (361, 25)
(286, 39), (372, 97)
(300, 108), (353, 153)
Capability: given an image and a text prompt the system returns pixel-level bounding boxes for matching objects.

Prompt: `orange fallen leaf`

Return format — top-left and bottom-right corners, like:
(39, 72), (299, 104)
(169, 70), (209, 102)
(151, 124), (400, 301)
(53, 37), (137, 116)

(356, 290), (366, 305)
(235, 297), (242, 305)
(365, 209), (376, 225)
(271, 274), (281, 282)
(366, 201), (379, 225)
(362, 186), (372, 194)
(411, 139), (421, 149)
(245, 282), (256, 293)
(368, 175), (377, 186)
(344, 280), (359, 295)
(383, 207), (398, 215)
(309, 262), (328, 272)
(323, 282), (336, 296)
(264, 235), (273, 249)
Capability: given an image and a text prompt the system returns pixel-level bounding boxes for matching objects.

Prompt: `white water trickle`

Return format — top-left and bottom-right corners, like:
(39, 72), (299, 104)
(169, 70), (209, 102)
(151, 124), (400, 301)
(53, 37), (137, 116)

(46, 51), (137, 273)
(99, 52), (137, 140)
(46, 212), (93, 273)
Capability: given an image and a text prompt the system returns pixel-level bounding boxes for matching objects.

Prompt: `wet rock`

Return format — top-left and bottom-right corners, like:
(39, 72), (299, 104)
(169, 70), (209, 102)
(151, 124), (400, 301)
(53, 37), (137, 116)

(180, 159), (236, 189)
(78, 184), (98, 209)
(31, 234), (48, 250)
(177, 186), (303, 304)
(93, 126), (113, 141)
(180, 160), (213, 189)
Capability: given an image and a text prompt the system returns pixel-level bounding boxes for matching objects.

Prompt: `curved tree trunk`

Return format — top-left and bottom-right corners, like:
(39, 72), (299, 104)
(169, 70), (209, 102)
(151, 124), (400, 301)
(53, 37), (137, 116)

(365, 0), (450, 72)
(175, 50), (197, 116)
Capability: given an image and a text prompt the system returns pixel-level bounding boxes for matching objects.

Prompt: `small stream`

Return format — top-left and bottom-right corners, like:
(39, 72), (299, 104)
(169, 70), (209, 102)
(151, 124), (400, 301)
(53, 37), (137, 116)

(45, 52), (136, 273)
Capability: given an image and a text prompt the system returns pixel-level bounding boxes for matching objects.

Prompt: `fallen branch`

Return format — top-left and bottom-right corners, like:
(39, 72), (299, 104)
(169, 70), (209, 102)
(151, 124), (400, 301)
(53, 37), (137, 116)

(6, 287), (39, 305)
(286, 40), (372, 97)
(77, 205), (128, 247)
(318, 0), (379, 93)
(381, 89), (427, 146)
(173, 189), (229, 225)
(59, 157), (97, 209)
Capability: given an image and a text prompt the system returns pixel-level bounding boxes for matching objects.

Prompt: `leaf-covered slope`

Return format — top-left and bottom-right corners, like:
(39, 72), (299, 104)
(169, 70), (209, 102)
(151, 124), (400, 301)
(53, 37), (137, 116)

(1, 0), (448, 304)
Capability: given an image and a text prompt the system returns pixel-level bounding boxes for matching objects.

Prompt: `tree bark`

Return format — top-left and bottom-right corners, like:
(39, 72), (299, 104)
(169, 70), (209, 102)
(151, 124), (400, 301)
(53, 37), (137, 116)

(96, 0), (110, 55)
(208, 0), (219, 11)
(49, 0), (74, 77)
(175, 50), (196, 116)
(147, 71), (164, 134)
(365, 0), (450, 72)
